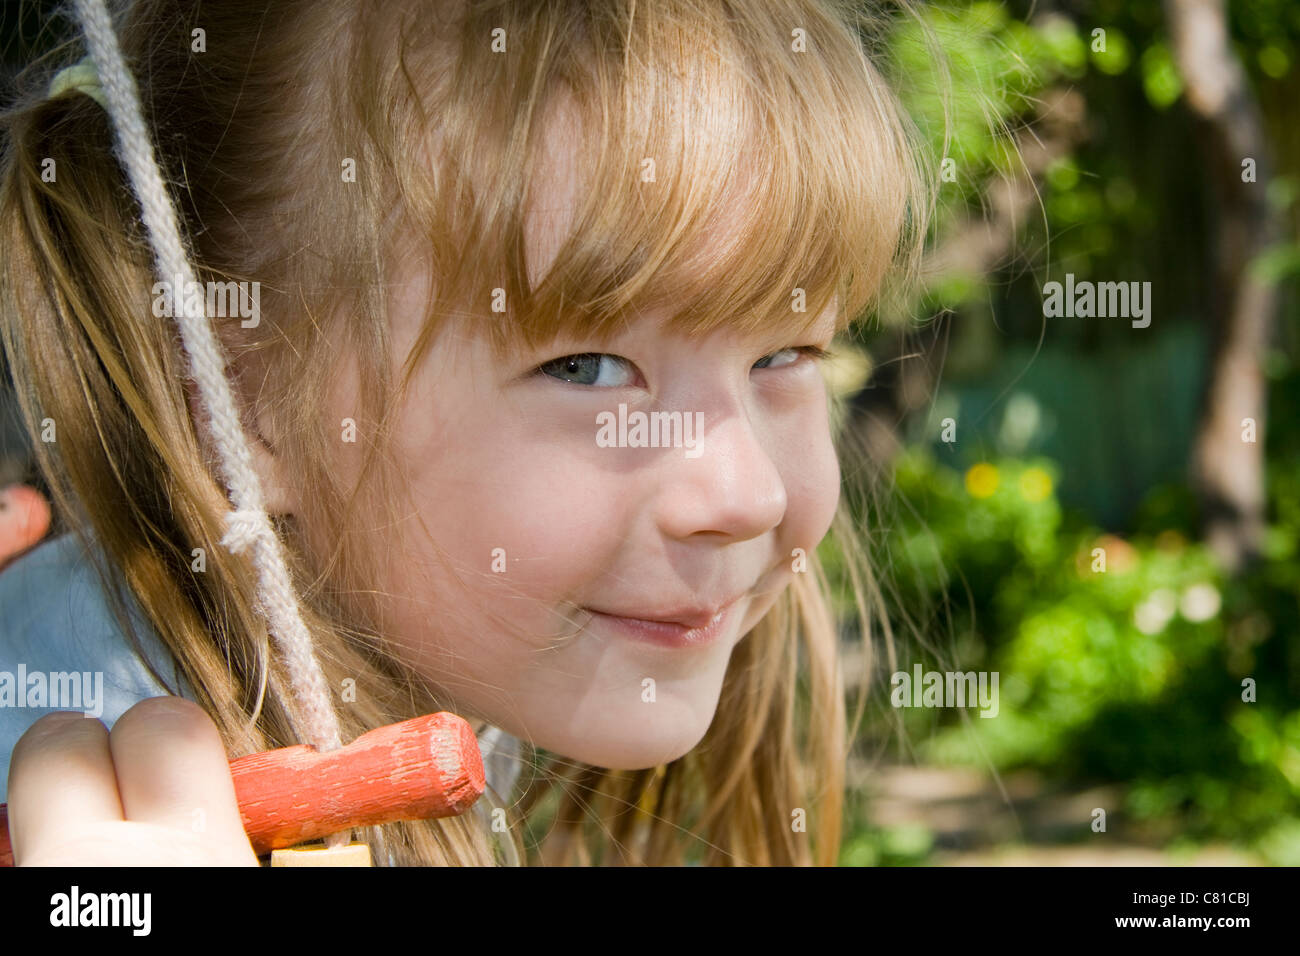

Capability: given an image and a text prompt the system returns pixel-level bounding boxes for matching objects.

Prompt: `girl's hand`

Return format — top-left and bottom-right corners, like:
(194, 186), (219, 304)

(7, 697), (259, 866)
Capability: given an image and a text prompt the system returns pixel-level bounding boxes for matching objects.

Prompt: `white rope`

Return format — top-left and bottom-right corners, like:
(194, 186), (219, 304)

(69, 0), (350, 848)
(221, 507), (274, 555)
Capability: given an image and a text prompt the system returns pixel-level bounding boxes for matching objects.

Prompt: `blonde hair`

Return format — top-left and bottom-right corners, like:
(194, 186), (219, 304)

(1, 0), (933, 865)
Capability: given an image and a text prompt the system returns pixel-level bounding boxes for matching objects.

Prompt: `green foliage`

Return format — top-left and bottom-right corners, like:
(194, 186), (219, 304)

(838, 0), (1300, 864)
(881, 3), (1136, 315)
(862, 447), (1300, 860)
(887, 1), (1063, 174)
(877, 0), (1299, 321)
(1251, 240), (1300, 283)
(839, 823), (935, 867)
(1139, 42), (1182, 108)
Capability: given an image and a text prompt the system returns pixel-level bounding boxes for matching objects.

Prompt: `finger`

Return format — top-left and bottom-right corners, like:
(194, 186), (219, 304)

(7, 711), (123, 864)
(109, 697), (250, 847)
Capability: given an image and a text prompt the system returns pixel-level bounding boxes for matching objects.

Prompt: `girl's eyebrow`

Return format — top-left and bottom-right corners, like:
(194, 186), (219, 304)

(515, 293), (841, 358)
(750, 307), (840, 349)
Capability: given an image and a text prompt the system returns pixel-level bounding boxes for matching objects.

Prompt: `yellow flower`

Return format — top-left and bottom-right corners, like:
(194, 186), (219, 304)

(965, 463), (999, 498)
(1019, 466), (1053, 502)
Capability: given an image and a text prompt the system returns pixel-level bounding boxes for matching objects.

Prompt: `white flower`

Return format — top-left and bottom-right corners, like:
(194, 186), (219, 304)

(1179, 583), (1221, 622)
(1134, 588), (1177, 635)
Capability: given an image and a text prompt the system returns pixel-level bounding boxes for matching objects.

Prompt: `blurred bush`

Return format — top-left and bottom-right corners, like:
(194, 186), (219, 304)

(830, 426), (1300, 863)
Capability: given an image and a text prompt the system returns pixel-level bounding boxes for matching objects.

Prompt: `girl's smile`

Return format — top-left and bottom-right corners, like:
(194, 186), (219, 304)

(581, 589), (749, 649)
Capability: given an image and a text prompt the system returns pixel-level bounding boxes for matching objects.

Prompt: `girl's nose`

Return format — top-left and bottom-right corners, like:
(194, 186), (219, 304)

(652, 411), (788, 542)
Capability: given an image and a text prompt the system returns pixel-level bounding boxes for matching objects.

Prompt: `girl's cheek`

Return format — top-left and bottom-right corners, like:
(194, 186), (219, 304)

(781, 405), (842, 550)
(471, 449), (626, 589)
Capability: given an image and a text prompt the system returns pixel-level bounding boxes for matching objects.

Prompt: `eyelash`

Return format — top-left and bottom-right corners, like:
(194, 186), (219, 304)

(536, 345), (836, 386)
(751, 344), (837, 371)
(785, 344), (835, 364)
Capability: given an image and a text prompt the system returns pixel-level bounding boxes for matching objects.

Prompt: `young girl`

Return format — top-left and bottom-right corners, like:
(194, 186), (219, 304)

(0, 0), (929, 865)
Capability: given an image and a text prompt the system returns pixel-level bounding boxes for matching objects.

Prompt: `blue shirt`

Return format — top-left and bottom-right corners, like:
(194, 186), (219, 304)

(0, 533), (521, 807)
(0, 533), (191, 802)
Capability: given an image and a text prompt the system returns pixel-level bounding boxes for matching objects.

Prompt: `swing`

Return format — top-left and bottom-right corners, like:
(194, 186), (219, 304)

(0, 712), (485, 867)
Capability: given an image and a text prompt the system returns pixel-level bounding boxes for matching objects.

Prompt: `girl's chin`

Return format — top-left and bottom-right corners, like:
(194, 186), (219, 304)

(550, 722), (712, 771)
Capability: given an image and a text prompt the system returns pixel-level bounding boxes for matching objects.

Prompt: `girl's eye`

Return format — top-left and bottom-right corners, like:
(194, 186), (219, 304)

(537, 353), (637, 387)
(752, 345), (835, 370)
(536, 345), (834, 386)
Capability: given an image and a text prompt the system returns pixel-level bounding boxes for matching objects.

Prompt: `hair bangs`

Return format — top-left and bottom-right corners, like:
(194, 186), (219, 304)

(395, 0), (924, 367)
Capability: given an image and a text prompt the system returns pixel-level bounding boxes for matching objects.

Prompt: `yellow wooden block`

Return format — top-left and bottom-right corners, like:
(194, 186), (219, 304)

(270, 842), (372, 867)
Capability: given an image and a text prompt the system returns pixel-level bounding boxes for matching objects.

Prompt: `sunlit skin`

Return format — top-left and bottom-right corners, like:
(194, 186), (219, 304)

(254, 101), (845, 770)
(0, 484), (51, 573)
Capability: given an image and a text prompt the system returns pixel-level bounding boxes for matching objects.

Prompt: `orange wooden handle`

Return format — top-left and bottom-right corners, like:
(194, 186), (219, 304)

(0, 712), (485, 865)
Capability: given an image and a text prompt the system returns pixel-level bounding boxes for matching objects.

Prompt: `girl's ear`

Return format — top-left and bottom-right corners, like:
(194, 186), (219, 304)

(184, 376), (299, 517)
(243, 420), (297, 517)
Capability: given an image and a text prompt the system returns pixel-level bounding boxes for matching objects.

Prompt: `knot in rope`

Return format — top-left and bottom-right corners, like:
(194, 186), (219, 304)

(222, 507), (275, 555)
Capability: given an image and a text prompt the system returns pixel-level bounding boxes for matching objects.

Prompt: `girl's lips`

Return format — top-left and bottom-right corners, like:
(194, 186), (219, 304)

(584, 596), (743, 649)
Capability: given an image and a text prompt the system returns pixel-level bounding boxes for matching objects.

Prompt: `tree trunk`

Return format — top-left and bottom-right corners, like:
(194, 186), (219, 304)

(1166, 0), (1283, 573)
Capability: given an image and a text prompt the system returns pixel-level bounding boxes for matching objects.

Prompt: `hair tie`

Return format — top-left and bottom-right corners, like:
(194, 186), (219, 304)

(48, 55), (107, 110)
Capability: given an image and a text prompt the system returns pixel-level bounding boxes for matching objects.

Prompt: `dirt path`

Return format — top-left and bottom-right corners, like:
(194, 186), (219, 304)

(854, 764), (1265, 865)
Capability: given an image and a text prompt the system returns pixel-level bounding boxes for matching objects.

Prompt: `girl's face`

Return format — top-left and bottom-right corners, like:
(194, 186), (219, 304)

(300, 111), (842, 770)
